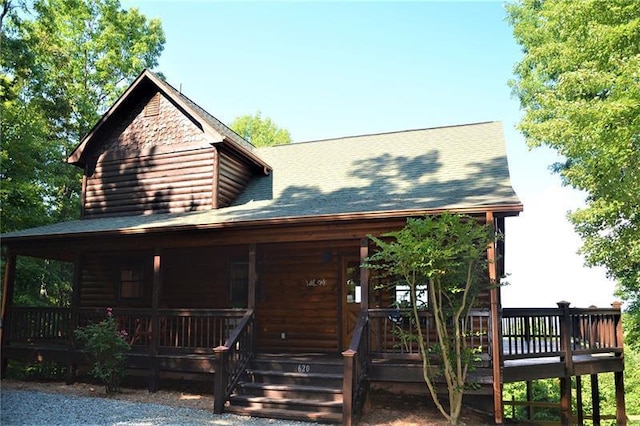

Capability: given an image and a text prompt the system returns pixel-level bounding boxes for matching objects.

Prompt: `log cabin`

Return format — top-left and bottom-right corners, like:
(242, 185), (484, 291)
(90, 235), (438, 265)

(0, 69), (627, 425)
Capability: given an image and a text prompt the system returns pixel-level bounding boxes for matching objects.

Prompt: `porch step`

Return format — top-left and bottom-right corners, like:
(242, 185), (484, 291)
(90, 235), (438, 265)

(226, 353), (344, 424)
(224, 406), (343, 424)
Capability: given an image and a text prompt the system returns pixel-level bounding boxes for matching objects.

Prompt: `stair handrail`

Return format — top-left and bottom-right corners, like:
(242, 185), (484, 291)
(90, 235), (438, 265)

(342, 309), (370, 426)
(213, 309), (255, 414)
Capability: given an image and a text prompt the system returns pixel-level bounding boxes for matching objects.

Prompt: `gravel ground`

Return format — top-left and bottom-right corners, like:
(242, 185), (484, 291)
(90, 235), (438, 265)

(1, 389), (319, 426)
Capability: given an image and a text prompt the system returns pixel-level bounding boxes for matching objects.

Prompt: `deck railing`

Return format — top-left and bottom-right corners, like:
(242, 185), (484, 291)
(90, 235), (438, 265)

(502, 304), (623, 361)
(213, 309), (255, 414)
(4, 306), (247, 353)
(4, 307), (73, 345)
(343, 310), (370, 426)
(367, 308), (491, 360)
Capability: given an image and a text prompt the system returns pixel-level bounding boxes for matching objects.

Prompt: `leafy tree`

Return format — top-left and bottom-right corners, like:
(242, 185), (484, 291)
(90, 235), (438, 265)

(1, 0), (165, 305)
(365, 213), (494, 425)
(507, 0), (640, 341)
(230, 111), (292, 147)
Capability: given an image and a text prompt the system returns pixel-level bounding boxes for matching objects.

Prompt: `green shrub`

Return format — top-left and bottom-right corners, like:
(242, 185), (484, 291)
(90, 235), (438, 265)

(75, 307), (130, 393)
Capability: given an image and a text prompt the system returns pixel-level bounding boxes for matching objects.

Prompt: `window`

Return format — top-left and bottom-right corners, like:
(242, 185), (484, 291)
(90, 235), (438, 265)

(120, 264), (144, 299)
(345, 260), (361, 304)
(394, 283), (428, 309)
(229, 261), (249, 308)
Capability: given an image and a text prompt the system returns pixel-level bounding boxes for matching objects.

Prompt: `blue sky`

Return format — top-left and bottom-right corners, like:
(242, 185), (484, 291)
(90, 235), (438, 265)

(123, 0), (617, 308)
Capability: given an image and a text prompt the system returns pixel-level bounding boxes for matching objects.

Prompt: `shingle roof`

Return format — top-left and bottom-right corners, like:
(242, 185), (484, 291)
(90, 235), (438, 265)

(2, 121), (521, 241)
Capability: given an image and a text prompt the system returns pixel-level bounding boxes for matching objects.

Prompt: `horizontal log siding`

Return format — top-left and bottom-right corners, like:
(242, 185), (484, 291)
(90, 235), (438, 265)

(79, 252), (153, 307)
(256, 240), (359, 352)
(84, 148), (215, 217)
(217, 150), (254, 208)
(160, 246), (248, 309)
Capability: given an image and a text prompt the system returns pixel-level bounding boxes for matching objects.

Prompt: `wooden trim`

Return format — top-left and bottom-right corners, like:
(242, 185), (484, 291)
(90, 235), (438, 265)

(81, 174), (87, 219)
(248, 244), (256, 310)
(486, 211), (503, 424)
(212, 147), (219, 209)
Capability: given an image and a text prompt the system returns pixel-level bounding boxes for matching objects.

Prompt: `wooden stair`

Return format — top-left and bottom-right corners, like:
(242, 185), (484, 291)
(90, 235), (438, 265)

(225, 353), (344, 424)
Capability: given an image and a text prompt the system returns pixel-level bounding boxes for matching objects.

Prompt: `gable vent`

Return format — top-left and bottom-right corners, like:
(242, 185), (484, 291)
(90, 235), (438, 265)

(144, 93), (161, 117)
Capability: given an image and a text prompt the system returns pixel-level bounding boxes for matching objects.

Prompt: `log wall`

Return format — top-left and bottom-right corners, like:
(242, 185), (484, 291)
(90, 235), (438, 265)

(218, 149), (254, 208)
(80, 252), (152, 307)
(256, 240), (360, 352)
(83, 92), (218, 218)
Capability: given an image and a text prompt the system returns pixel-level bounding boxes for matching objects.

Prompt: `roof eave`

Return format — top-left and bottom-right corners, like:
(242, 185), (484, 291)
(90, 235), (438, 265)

(0, 203), (523, 246)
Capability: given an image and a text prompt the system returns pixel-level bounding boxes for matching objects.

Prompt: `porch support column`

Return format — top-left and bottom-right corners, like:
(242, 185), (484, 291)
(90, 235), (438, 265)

(66, 254), (84, 385)
(1, 251), (17, 379)
(248, 244), (256, 310)
(359, 237), (369, 310)
(486, 211), (503, 424)
(149, 250), (162, 393)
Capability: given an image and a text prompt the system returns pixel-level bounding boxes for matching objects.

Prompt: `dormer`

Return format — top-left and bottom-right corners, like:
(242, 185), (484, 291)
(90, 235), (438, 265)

(68, 70), (271, 218)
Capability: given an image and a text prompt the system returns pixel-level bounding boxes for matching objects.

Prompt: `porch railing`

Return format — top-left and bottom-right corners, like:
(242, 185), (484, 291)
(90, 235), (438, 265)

(4, 307), (73, 345)
(4, 306), (247, 353)
(343, 310), (370, 426)
(502, 304), (623, 361)
(213, 309), (255, 414)
(367, 308), (491, 360)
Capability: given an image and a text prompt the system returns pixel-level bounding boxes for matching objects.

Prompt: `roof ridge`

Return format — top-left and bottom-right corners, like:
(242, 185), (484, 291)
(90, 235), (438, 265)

(266, 121), (500, 148)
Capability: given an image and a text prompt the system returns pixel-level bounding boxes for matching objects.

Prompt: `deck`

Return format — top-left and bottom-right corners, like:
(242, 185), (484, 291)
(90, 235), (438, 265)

(0, 304), (625, 425)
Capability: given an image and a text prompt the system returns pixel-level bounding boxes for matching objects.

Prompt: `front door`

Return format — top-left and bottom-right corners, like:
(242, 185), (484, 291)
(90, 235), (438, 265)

(341, 257), (361, 349)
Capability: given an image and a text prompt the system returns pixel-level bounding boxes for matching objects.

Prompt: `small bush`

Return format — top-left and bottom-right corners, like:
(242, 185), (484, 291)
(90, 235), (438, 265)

(75, 307), (130, 393)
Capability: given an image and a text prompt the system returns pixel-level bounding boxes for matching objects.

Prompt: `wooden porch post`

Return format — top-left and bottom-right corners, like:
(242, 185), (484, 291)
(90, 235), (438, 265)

(66, 254), (84, 385)
(558, 301), (573, 426)
(149, 251), (162, 393)
(486, 211), (503, 424)
(359, 237), (369, 310)
(248, 244), (256, 310)
(1, 251), (17, 379)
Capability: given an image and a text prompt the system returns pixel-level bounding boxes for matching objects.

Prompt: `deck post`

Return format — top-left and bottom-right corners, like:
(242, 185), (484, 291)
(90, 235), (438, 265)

(557, 301), (574, 373)
(557, 301), (573, 425)
(148, 251), (162, 393)
(611, 301), (626, 425)
(576, 375), (584, 425)
(213, 345), (229, 414)
(615, 371), (627, 425)
(526, 380), (533, 420)
(342, 349), (355, 426)
(66, 254), (84, 385)
(486, 211), (503, 424)
(0, 251), (17, 379)
(591, 374), (601, 425)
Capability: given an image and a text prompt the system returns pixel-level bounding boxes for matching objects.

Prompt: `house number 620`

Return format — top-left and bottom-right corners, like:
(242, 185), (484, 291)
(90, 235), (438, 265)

(297, 364), (311, 373)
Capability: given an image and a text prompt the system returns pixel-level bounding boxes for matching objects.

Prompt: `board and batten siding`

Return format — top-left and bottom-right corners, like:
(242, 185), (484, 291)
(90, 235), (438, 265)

(83, 92), (221, 218)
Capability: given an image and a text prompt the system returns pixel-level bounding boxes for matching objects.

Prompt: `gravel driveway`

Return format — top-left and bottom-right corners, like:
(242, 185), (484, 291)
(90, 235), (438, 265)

(1, 389), (320, 426)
